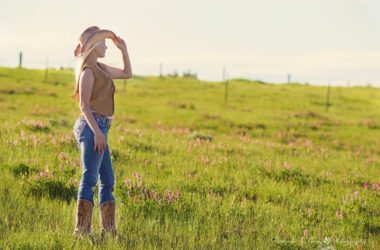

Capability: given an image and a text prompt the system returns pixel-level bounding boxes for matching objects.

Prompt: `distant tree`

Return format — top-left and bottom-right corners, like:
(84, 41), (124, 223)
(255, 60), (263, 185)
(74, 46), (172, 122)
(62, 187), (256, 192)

(167, 70), (178, 78)
(182, 69), (197, 79)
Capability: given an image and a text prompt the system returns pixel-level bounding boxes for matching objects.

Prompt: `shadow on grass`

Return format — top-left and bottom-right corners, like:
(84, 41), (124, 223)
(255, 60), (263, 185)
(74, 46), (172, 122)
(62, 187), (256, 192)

(25, 178), (77, 203)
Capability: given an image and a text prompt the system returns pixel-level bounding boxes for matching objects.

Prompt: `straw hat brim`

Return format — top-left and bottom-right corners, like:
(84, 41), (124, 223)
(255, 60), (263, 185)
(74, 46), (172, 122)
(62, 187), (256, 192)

(79, 30), (117, 57)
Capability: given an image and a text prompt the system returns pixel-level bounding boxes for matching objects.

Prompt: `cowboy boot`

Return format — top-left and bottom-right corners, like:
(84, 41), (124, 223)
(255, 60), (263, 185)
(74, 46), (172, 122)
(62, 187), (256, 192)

(73, 199), (93, 238)
(100, 200), (117, 238)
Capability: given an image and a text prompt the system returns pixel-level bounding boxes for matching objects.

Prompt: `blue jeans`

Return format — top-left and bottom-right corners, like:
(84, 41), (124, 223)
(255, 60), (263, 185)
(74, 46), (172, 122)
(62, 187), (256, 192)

(73, 112), (115, 207)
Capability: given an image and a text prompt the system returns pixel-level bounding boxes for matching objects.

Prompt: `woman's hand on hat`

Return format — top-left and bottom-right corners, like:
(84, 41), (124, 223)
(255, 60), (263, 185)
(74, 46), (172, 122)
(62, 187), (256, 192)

(113, 36), (127, 52)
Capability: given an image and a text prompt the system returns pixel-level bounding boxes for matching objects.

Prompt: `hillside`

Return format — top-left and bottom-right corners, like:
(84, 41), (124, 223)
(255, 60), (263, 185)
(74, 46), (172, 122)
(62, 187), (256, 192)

(0, 66), (379, 249)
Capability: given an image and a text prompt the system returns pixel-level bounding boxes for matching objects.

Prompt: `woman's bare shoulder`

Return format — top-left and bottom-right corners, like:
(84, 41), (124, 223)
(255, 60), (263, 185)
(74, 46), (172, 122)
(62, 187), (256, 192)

(80, 68), (95, 84)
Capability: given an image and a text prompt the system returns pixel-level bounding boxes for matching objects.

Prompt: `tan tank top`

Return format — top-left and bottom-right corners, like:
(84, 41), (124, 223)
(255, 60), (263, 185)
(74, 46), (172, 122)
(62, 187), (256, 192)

(80, 61), (115, 117)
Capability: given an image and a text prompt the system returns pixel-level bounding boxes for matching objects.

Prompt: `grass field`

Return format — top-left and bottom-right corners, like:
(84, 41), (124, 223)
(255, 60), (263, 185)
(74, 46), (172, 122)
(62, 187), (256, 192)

(0, 66), (379, 249)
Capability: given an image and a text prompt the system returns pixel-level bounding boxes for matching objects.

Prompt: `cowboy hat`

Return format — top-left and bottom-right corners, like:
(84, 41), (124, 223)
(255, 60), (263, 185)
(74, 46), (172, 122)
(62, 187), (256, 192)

(74, 29), (117, 57)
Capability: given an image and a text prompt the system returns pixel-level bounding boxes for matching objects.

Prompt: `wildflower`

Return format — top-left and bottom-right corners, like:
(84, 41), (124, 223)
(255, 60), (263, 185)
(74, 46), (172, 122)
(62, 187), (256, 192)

(58, 151), (66, 161)
(372, 182), (380, 191)
(165, 191), (173, 203)
(303, 229), (309, 238)
(39, 170), (47, 177)
(137, 175), (143, 187)
(230, 194), (236, 207)
(124, 178), (132, 188)
(283, 161), (292, 170)
(175, 190), (181, 200)
(307, 208), (313, 217)
(304, 139), (313, 147)
(336, 209), (343, 220)
(353, 190), (359, 198)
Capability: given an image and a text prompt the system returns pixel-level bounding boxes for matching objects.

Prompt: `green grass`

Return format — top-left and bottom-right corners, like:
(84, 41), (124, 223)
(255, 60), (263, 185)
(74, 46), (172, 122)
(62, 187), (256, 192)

(0, 66), (379, 249)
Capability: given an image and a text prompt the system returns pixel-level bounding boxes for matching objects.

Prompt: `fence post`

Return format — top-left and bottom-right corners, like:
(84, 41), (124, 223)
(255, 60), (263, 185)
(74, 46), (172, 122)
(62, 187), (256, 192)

(19, 52), (23, 68)
(325, 82), (331, 112)
(44, 55), (49, 82)
(224, 73), (229, 103)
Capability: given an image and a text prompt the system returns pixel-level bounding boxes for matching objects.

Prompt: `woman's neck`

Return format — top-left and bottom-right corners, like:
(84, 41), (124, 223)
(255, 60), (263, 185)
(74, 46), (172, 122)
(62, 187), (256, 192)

(85, 52), (98, 65)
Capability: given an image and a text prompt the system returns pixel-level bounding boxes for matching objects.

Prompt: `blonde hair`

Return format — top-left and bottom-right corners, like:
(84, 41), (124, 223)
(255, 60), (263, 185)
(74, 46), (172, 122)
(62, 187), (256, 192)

(71, 26), (101, 100)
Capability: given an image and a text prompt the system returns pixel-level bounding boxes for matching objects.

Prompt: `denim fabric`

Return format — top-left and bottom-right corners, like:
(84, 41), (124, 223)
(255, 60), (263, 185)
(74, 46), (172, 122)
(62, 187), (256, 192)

(73, 112), (115, 207)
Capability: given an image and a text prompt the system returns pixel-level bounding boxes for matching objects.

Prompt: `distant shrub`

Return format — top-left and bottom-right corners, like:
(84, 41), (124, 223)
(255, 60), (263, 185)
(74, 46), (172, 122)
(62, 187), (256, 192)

(361, 119), (379, 129)
(231, 78), (267, 84)
(22, 119), (50, 132)
(125, 140), (158, 153)
(167, 70), (178, 78)
(49, 119), (69, 128)
(259, 167), (330, 187)
(182, 70), (198, 79)
(47, 91), (58, 97)
(110, 148), (127, 162)
(191, 132), (213, 142)
(276, 168), (310, 186)
(0, 89), (16, 95)
(167, 101), (195, 110)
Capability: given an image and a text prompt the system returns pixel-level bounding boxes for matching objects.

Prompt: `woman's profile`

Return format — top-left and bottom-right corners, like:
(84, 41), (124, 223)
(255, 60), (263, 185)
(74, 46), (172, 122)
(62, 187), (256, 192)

(71, 26), (132, 239)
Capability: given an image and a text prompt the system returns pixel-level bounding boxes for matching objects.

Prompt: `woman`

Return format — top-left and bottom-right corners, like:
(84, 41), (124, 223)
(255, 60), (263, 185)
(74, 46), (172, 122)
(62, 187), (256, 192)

(71, 26), (132, 239)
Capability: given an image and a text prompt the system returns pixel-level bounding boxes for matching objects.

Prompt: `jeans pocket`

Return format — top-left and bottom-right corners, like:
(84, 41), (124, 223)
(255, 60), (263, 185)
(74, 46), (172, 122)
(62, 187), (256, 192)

(73, 119), (87, 143)
(94, 117), (109, 134)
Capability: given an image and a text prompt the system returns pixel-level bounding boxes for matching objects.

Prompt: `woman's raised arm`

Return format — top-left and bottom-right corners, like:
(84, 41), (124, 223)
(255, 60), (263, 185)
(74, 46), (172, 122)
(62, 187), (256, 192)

(101, 36), (132, 79)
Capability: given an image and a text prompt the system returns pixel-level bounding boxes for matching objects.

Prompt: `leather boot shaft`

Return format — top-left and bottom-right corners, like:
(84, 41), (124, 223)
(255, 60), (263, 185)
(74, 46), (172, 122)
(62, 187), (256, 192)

(74, 199), (93, 237)
(100, 200), (117, 237)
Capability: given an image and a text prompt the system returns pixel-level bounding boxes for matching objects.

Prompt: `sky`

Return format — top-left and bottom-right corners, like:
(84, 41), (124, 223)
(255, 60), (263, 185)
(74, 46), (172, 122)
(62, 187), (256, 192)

(1, 0), (380, 85)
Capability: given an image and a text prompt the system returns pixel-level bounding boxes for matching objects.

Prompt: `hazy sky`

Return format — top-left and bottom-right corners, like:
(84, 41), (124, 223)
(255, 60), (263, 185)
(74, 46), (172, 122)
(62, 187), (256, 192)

(1, 0), (380, 85)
